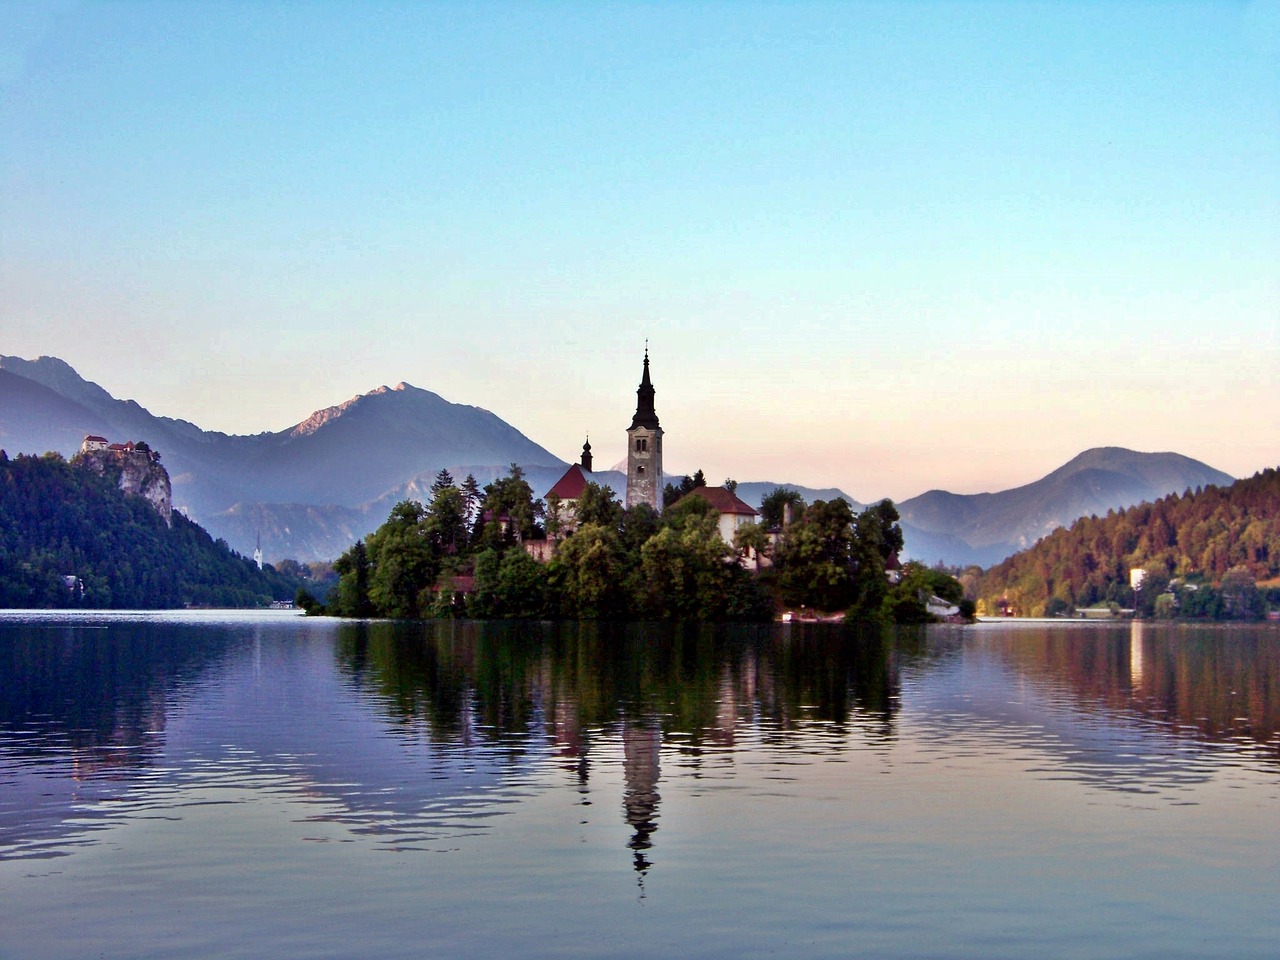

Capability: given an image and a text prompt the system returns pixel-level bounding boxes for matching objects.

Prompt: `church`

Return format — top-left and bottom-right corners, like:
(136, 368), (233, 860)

(533, 347), (762, 565)
(542, 348), (664, 537)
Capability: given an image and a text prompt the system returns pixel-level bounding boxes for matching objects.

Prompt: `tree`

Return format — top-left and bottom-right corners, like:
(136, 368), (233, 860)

(759, 488), (806, 529)
(773, 498), (856, 611)
(460, 474), (482, 529)
(663, 469), (708, 507)
(478, 464), (542, 545)
(884, 561), (964, 624)
(575, 482), (624, 529)
(547, 522), (630, 618)
(365, 500), (437, 619)
(425, 483), (468, 559)
(639, 509), (732, 618)
(493, 549), (550, 618)
(332, 539), (373, 617)
(431, 468), (455, 496)
(733, 521), (771, 566)
(545, 493), (565, 542)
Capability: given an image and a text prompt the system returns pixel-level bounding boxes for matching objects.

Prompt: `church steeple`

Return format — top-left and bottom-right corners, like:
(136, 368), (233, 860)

(580, 436), (593, 472)
(630, 345), (660, 430)
(626, 345), (663, 513)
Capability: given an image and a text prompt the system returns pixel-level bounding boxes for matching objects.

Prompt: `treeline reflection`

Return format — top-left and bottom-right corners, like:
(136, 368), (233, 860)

(334, 621), (912, 752)
(974, 623), (1280, 757)
(335, 620), (916, 880)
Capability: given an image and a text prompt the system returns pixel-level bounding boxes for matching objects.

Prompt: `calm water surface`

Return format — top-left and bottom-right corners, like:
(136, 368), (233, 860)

(1, 611), (1277, 959)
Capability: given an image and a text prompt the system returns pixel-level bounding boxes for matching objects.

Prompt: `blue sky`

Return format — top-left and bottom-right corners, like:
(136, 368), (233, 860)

(3, 1), (1277, 500)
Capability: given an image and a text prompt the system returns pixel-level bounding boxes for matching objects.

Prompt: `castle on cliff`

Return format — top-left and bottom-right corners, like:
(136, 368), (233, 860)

(78, 434), (173, 526)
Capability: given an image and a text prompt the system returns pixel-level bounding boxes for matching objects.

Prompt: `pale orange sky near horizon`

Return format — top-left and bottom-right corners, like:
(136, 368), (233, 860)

(4, 2), (1277, 501)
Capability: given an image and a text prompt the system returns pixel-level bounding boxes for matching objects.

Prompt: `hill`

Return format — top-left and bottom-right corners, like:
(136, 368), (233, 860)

(1, 357), (1241, 568)
(976, 467), (1280, 618)
(897, 447), (1235, 567)
(0, 356), (566, 561)
(0, 450), (301, 608)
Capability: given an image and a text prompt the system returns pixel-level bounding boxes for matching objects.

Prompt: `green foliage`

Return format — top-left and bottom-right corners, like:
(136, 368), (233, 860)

(662, 468), (707, 507)
(546, 523), (630, 619)
(331, 539), (373, 617)
(759, 487), (806, 529)
(476, 463), (542, 546)
(882, 561), (965, 625)
(638, 512), (731, 618)
(774, 498), (857, 611)
(574, 482), (624, 529)
(733, 521), (770, 562)
(365, 500), (438, 619)
(979, 468), (1280, 619)
(0, 453), (301, 609)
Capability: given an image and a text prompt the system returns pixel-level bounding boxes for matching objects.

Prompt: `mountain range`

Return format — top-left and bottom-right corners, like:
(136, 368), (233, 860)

(0, 355), (1236, 566)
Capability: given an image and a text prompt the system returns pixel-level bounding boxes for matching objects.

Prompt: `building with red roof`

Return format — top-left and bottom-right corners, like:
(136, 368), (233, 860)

(673, 485), (764, 566)
(542, 438), (595, 538)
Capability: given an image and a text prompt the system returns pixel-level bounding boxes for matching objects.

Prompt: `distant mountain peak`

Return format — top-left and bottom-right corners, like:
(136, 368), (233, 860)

(287, 381), (448, 438)
(289, 393), (366, 438)
(898, 446), (1235, 567)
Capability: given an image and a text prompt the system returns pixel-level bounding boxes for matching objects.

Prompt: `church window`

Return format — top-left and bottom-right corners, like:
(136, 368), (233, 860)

(636, 438), (648, 452)
(637, 466), (645, 476)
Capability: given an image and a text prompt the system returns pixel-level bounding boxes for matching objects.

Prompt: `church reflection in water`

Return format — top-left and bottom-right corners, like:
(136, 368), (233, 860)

(621, 719), (661, 877)
(5, 616), (1279, 865)
(548, 698), (662, 879)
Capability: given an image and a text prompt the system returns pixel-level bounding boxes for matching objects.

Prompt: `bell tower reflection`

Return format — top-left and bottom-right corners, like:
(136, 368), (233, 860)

(1129, 621), (1146, 690)
(621, 718), (662, 881)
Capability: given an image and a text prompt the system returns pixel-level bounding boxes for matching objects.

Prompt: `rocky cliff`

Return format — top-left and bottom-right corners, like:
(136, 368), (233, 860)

(78, 447), (173, 526)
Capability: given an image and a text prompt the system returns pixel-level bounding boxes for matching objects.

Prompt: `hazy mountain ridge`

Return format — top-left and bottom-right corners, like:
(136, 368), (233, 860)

(897, 447), (1235, 567)
(0, 356), (566, 560)
(1, 357), (1237, 566)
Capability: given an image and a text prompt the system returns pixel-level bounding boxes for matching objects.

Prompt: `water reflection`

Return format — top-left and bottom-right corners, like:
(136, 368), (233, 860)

(331, 620), (907, 875)
(960, 621), (1280, 761)
(334, 621), (903, 745)
(0, 617), (244, 857)
(2, 615), (1277, 870)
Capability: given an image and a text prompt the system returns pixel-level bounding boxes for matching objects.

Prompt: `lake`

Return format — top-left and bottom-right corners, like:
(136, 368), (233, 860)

(2, 611), (1277, 959)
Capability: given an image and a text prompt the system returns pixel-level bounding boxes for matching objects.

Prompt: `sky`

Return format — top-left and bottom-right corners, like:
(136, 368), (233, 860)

(2, 0), (1278, 502)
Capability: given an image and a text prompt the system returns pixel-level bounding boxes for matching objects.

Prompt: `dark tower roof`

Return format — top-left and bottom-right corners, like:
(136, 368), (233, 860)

(580, 436), (593, 472)
(629, 348), (661, 430)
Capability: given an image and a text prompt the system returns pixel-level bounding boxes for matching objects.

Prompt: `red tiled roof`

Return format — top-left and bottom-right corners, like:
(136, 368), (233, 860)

(83, 435), (108, 443)
(546, 463), (589, 500)
(680, 486), (758, 516)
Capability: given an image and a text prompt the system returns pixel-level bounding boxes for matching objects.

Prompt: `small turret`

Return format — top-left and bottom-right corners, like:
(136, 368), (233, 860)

(581, 436), (593, 472)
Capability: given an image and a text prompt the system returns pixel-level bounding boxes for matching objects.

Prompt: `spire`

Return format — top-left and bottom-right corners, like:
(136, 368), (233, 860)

(629, 345), (660, 430)
(581, 435), (593, 472)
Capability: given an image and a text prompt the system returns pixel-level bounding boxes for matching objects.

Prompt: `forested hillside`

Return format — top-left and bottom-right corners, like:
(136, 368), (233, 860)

(0, 451), (300, 608)
(977, 468), (1280, 618)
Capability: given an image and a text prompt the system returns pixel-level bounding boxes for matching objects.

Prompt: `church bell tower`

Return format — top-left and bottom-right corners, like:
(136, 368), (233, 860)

(626, 347), (663, 513)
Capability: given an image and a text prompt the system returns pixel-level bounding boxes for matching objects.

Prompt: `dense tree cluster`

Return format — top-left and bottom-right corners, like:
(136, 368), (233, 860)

(323, 473), (773, 621)
(978, 468), (1280, 619)
(0, 451), (305, 608)
(323, 468), (961, 624)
